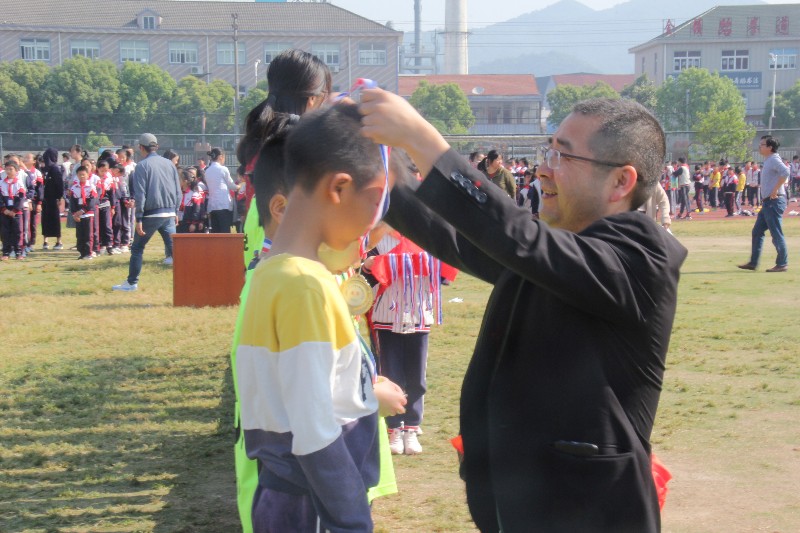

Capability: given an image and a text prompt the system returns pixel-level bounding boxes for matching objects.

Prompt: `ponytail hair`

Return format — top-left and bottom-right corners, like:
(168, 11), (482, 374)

(237, 49), (331, 171)
(251, 112), (300, 227)
(207, 147), (224, 161)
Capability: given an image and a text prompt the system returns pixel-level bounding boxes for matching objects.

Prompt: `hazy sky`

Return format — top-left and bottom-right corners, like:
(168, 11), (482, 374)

(330, 0), (798, 31)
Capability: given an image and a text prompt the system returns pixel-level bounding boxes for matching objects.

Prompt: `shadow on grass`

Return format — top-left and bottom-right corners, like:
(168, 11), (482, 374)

(87, 303), (172, 311)
(0, 353), (239, 533)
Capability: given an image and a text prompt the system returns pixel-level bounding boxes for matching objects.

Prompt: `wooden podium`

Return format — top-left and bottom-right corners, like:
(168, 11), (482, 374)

(172, 233), (245, 307)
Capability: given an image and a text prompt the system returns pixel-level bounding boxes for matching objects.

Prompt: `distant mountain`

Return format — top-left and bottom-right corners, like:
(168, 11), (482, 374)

(461, 0), (763, 76)
(470, 50), (601, 76)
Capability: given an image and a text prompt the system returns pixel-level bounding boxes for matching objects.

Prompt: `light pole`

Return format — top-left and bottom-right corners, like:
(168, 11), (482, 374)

(685, 88), (690, 132)
(232, 13), (240, 139)
(768, 53), (777, 134)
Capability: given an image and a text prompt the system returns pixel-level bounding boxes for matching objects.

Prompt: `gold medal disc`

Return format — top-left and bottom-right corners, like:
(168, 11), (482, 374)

(341, 274), (374, 316)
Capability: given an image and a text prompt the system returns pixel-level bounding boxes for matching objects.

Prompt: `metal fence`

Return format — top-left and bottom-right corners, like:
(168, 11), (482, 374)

(2, 129), (799, 168)
(444, 128), (800, 166)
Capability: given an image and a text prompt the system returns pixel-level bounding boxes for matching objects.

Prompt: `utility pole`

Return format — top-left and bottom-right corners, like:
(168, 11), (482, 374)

(232, 13), (240, 139)
(768, 53), (777, 134)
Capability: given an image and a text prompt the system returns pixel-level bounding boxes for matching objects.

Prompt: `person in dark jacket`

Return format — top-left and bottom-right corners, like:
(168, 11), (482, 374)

(360, 91), (687, 533)
(112, 133), (181, 291)
(40, 147), (64, 250)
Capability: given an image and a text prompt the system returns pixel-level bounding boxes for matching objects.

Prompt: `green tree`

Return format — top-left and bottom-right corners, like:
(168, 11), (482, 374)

(84, 131), (114, 152)
(118, 62), (177, 133)
(655, 68), (745, 131)
(0, 74), (28, 124)
(238, 80), (269, 126)
(694, 105), (755, 162)
(547, 82), (619, 128)
(0, 60), (50, 131)
(42, 57), (121, 132)
(409, 81), (474, 134)
(764, 79), (800, 130)
(166, 77), (235, 135)
(207, 79), (236, 133)
(621, 74), (657, 111)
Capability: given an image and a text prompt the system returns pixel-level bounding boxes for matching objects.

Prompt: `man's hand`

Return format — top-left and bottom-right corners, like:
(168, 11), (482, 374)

(359, 88), (450, 178)
(136, 222), (145, 236)
(36, 204), (41, 213)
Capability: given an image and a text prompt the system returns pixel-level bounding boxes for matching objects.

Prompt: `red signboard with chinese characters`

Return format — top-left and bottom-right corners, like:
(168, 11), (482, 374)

(747, 17), (760, 36)
(775, 16), (789, 35)
(718, 17), (732, 36)
(692, 18), (703, 36)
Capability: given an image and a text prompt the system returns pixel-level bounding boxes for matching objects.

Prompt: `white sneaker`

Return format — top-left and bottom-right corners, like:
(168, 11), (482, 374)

(163, 256), (173, 266)
(112, 281), (138, 291)
(403, 428), (422, 455)
(119, 245), (130, 253)
(388, 428), (404, 455)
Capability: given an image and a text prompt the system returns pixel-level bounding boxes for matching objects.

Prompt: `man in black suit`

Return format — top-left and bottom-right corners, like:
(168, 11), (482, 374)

(360, 92), (687, 532)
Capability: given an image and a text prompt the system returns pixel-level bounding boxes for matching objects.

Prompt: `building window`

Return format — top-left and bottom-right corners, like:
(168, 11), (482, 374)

(359, 44), (386, 66)
(721, 50), (749, 71)
(264, 44), (291, 64)
(311, 44), (340, 68)
(653, 53), (657, 76)
(20, 38), (50, 61)
(120, 40), (150, 63)
(673, 51), (701, 71)
(169, 42), (198, 64)
(769, 48), (797, 70)
(143, 16), (156, 29)
(71, 40), (100, 59)
(217, 42), (245, 65)
(641, 56), (645, 74)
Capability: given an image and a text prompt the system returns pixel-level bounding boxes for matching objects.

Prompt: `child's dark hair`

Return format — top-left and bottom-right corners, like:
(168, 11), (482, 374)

(251, 113), (299, 227)
(207, 147), (224, 161)
(96, 159), (109, 169)
(4, 161), (19, 170)
(237, 49), (331, 175)
(286, 103), (384, 194)
(111, 163), (125, 173)
(163, 149), (179, 162)
(75, 165), (89, 174)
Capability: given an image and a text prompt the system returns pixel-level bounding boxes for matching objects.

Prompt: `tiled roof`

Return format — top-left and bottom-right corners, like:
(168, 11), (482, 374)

(551, 73), (637, 92)
(0, 0), (400, 34)
(398, 74), (540, 98)
(630, 4), (800, 50)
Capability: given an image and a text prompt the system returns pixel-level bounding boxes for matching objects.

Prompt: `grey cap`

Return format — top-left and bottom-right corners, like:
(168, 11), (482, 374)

(138, 133), (158, 147)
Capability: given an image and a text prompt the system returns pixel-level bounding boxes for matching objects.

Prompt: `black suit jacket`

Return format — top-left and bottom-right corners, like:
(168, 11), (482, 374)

(385, 149), (687, 533)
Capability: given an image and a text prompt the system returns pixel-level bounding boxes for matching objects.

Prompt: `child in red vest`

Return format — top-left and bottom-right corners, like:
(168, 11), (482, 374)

(1, 161), (27, 260)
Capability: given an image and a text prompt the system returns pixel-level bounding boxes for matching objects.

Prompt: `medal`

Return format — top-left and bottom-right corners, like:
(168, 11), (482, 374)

(341, 273), (374, 316)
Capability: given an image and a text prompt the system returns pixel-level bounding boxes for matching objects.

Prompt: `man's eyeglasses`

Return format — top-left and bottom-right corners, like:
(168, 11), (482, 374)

(544, 148), (627, 170)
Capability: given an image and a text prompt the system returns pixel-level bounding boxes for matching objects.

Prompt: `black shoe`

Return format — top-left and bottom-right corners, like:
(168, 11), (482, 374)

(737, 263), (757, 271)
(766, 265), (788, 273)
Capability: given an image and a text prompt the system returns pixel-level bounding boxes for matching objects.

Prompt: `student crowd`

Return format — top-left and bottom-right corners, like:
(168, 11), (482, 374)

(0, 146), (248, 261)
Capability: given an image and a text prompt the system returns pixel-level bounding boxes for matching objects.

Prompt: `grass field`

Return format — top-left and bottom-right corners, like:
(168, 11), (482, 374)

(1, 217), (799, 533)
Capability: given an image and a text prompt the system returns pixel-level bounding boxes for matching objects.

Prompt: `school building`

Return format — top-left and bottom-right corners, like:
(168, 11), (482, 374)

(629, 4), (800, 127)
(0, 0), (402, 95)
(398, 74), (544, 135)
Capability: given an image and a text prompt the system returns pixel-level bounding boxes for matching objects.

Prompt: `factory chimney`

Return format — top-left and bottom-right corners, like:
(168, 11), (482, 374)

(443, 0), (468, 74)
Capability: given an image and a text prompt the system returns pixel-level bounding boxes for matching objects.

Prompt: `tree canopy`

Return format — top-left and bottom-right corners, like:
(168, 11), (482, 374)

(546, 81), (619, 128)
(620, 74), (656, 111)
(764, 79), (800, 130)
(0, 59), (251, 139)
(655, 68), (745, 131)
(409, 81), (474, 134)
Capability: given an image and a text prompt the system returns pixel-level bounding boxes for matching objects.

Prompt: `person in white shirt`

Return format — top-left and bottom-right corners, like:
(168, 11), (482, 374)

(203, 147), (243, 233)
